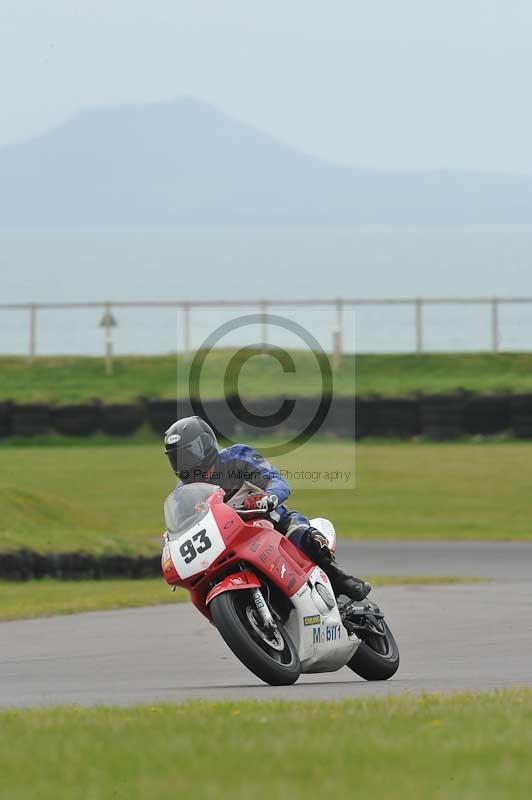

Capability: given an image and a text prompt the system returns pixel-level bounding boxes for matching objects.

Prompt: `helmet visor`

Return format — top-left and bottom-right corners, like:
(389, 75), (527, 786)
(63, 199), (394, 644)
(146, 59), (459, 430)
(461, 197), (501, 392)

(166, 434), (207, 474)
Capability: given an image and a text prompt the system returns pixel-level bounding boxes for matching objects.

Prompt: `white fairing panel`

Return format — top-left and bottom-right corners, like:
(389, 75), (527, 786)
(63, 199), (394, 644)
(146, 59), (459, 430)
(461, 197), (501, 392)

(285, 566), (359, 673)
(167, 509), (226, 579)
(309, 517), (337, 553)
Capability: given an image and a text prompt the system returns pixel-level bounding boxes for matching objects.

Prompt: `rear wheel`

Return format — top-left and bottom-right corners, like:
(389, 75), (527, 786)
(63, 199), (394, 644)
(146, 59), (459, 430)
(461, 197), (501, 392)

(210, 591), (301, 686)
(347, 619), (400, 681)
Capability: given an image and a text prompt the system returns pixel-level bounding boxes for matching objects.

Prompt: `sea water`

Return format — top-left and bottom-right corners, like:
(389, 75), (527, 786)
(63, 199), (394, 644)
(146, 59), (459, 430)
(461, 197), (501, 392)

(1, 225), (532, 355)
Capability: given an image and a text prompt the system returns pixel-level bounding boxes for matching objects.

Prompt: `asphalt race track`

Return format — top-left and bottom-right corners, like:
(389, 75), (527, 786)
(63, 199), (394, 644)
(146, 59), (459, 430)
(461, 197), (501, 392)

(1, 541), (531, 707)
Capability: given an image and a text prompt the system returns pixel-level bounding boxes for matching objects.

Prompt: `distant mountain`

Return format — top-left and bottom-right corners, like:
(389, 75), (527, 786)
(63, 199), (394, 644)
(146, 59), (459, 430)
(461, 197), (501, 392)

(0, 96), (531, 227)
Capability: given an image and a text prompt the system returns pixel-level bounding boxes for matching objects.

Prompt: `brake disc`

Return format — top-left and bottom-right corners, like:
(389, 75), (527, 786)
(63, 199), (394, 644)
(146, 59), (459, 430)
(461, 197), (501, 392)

(245, 606), (285, 652)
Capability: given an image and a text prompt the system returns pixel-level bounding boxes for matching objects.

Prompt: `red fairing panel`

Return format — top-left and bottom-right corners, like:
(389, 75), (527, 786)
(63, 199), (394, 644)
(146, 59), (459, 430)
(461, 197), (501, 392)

(161, 496), (315, 619)
(208, 501), (314, 592)
(205, 570), (262, 605)
(232, 526), (313, 597)
(161, 539), (180, 585)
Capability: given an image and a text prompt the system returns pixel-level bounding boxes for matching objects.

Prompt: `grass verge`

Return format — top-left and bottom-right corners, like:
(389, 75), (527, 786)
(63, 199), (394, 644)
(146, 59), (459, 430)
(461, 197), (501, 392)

(1, 440), (532, 554)
(0, 579), (187, 621)
(3, 351), (532, 403)
(0, 576), (487, 622)
(1, 690), (531, 799)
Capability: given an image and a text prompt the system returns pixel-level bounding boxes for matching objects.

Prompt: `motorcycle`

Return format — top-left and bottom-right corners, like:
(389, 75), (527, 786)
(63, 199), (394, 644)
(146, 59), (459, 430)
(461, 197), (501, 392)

(161, 482), (399, 686)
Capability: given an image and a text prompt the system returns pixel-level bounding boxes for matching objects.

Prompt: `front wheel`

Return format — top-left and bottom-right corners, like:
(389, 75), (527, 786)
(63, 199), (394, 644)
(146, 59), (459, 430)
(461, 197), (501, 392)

(210, 591), (301, 686)
(347, 619), (400, 681)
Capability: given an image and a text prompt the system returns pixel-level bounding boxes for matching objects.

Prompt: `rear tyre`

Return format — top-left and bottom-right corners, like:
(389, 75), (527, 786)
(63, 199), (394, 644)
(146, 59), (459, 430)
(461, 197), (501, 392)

(347, 620), (400, 681)
(210, 591), (301, 686)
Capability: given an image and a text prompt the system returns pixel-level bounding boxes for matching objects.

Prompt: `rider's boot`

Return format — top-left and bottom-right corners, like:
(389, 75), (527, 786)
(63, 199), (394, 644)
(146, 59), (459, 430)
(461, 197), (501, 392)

(321, 560), (371, 602)
(303, 528), (371, 602)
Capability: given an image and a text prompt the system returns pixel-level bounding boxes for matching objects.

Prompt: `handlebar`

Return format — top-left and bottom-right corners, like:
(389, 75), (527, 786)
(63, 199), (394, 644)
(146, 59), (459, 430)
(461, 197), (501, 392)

(234, 507), (270, 518)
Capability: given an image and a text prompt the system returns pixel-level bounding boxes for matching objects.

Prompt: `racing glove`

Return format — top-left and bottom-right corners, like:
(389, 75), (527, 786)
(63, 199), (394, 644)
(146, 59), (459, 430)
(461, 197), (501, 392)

(243, 492), (279, 512)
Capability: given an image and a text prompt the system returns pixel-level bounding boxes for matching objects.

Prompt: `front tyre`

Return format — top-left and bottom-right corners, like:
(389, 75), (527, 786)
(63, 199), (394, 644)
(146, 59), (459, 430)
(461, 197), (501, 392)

(210, 591), (301, 686)
(347, 620), (400, 681)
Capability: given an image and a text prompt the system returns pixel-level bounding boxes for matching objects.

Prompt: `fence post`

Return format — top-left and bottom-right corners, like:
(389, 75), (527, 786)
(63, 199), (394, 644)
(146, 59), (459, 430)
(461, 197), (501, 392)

(491, 298), (499, 353)
(29, 303), (37, 363)
(415, 299), (423, 354)
(260, 301), (268, 352)
(105, 302), (113, 377)
(99, 302), (117, 376)
(183, 302), (191, 357)
(333, 298), (344, 369)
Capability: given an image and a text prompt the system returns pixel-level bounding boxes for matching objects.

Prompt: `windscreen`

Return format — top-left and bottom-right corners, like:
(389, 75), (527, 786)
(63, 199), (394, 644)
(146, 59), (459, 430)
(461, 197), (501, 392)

(163, 482), (220, 535)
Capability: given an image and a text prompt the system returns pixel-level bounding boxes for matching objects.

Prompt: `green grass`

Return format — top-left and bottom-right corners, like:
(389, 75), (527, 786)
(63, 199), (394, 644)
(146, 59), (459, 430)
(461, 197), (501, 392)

(0, 579), (187, 621)
(1, 439), (532, 555)
(1, 691), (531, 799)
(0, 575), (486, 622)
(354, 352), (532, 396)
(3, 351), (532, 403)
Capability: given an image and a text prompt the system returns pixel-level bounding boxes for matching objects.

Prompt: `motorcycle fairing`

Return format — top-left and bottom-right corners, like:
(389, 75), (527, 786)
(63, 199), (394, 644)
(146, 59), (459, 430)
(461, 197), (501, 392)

(162, 499), (314, 619)
(166, 508), (227, 580)
(285, 566), (360, 673)
(205, 571), (262, 605)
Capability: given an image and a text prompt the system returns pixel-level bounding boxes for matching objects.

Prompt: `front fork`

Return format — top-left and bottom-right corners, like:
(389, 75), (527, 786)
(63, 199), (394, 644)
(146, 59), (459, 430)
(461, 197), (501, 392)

(251, 587), (276, 630)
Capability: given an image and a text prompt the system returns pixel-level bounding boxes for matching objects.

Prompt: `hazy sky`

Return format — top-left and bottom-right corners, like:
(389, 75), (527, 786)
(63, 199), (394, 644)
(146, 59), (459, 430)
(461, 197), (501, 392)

(1, 1), (531, 173)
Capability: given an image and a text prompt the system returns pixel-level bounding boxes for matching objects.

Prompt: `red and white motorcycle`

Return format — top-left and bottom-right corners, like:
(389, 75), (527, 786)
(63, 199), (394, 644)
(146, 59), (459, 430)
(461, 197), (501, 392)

(162, 482), (399, 686)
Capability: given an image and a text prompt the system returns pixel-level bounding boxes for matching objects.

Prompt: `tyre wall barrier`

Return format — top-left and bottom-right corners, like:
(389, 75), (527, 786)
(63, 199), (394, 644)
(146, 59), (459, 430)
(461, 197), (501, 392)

(280, 396), (326, 437)
(11, 404), (52, 436)
(52, 404), (101, 437)
(510, 395), (532, 439)
(373, 398), (420, 438)
(354, 398), (376, 439)
(419, 394), (466, 441)
(0, 550), (161, 581)
(230, 396), (294, 439)
(462, 395), (510, 435)
(0, 402), (12, 439)
(101, 404), (144, 436)
(0, 394), (528, 441)
(198, 398), (240, 440)
(146, 399), (194, 436)
(327, 396), (356, 438)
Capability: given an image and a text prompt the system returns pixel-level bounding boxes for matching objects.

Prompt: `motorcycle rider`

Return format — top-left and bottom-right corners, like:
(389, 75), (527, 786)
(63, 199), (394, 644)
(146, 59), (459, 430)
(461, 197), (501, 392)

(164, 416), (371, 602)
